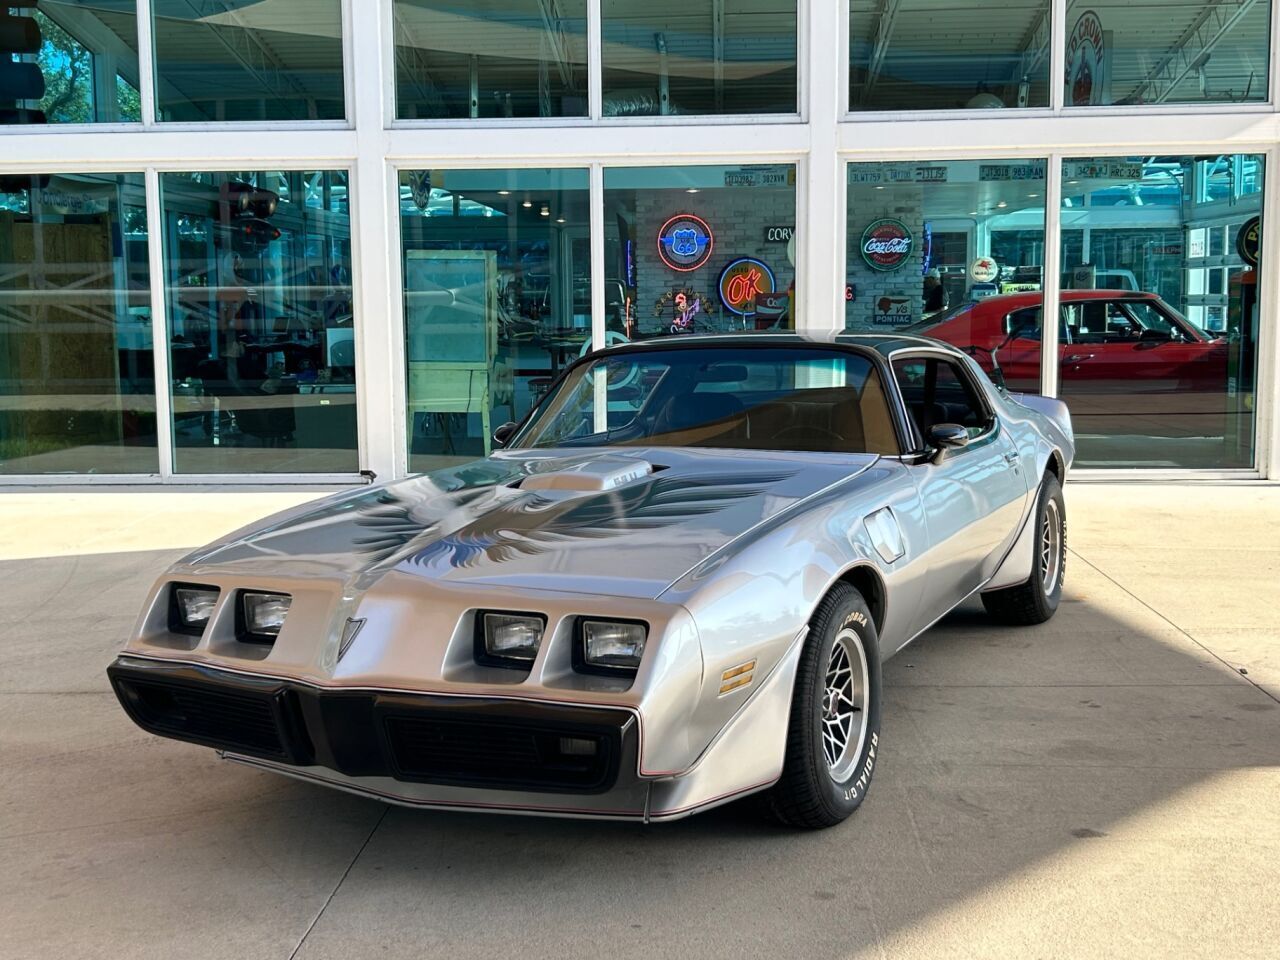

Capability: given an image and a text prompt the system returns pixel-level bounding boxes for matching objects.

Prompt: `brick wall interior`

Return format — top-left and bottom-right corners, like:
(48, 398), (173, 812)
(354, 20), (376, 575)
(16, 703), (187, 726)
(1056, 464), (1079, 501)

(845, 184), (926, 331)
(631, 186), (797, 336)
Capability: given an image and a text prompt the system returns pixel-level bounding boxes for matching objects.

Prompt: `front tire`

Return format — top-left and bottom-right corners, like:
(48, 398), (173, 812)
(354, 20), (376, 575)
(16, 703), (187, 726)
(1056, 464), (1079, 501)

(763, 582), (882, 829)
(981, 472), (1066, 625)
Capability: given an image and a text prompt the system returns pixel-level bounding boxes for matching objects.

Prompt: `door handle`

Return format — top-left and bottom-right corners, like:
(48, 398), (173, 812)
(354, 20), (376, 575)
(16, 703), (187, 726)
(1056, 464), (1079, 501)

(1063, 352), (1095, 364)
(1004, 451), (1020, 464)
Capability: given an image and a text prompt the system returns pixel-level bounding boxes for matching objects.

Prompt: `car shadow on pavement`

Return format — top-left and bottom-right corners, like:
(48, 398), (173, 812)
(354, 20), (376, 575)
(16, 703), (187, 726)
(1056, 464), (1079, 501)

(2, 547), (1278, 960)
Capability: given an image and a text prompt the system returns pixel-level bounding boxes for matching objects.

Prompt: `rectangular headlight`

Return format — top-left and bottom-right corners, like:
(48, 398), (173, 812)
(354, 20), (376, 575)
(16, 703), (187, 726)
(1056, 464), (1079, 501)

(170, 584), (219, 635)
(580, 620), (648, 672)
(240, 591), (292, 641)
(479, 612), (545, 667)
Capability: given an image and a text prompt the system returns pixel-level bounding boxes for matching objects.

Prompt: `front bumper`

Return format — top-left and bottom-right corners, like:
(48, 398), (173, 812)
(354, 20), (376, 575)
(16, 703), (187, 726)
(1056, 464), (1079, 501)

(108, 656), (653, 817)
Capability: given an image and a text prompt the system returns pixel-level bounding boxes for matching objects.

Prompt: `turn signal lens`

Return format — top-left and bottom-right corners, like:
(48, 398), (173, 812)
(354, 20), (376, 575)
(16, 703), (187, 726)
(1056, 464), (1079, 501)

(241, 592), (292, 639)
(582, 620), (647, 671)
(482, 613), (545, 663)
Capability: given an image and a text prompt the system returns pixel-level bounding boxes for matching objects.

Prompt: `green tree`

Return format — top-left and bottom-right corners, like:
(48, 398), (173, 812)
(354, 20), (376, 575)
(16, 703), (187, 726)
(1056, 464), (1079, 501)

(117, 76), (141, 122)
(35, 11), (94, 124)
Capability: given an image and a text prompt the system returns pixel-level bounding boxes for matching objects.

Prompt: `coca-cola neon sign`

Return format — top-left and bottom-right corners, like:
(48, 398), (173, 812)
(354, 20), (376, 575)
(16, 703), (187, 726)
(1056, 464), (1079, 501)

(860, 218), (913, 272)
(718, 257), (776, 316)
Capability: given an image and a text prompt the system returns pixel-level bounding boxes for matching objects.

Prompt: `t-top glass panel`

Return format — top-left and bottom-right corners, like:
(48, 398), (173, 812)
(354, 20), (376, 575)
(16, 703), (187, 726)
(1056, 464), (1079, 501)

(1059, 156), (1263, 469)
(160, 170), (359, 474)
(399, 168), (590, 474)
(604, 164), (797, 338)
(393, 1), (588, 119)
(845, 160), (1048, 396)
(0, 1), (141, 124)
(601, 1), (797, 116)
(850, 0), (1050, 112)
(0, 173), (156, 474)
(151, 0), (346, 122)
(1064, 2), (1269, 107)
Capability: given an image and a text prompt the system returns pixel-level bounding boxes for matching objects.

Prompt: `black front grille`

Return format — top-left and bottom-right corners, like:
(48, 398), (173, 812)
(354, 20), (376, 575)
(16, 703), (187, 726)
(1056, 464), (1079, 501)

(384, 715), (616, 792)
(109, 659), (630, 795)
(111, 675), (294, 762)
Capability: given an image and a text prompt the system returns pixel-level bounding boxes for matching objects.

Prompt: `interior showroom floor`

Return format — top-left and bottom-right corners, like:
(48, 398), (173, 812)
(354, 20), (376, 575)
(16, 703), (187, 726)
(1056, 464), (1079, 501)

(2, 483), (1277, 960)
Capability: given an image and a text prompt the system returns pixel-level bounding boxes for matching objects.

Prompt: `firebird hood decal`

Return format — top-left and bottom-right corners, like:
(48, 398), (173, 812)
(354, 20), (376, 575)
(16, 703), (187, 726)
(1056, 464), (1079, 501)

(180, 448), (879, 599)
(405, 469), (796, 571)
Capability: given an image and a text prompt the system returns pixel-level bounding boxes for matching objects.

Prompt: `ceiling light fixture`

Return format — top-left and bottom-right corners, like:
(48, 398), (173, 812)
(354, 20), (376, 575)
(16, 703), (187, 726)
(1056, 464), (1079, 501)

(522, 200), (533, 208)
(498, 190), (511, 196)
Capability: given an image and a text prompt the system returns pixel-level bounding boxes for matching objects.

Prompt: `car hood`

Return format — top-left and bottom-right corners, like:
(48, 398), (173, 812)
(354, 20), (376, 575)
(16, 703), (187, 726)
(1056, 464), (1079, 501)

(178, 447), (879, 599)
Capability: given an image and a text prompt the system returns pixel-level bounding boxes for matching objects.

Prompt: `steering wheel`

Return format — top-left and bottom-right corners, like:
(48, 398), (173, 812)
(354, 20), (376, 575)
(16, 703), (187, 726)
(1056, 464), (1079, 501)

(773, 424), (846, 447)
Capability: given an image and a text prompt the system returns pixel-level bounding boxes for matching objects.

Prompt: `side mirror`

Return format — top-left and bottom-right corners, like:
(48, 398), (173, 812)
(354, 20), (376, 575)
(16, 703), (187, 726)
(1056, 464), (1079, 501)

(927, 423), (970, 459)
(492, 421), (518, 448)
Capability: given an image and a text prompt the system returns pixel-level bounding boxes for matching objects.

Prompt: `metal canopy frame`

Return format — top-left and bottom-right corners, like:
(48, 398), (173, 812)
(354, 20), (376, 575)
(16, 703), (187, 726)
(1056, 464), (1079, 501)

(0, 0), (1275, 484)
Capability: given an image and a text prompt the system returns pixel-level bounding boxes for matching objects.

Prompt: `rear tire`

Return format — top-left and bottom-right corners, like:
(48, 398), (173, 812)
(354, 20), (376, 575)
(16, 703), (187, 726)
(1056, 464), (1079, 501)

(763, 582), (882, 829)
(981, 472), (1066, 625)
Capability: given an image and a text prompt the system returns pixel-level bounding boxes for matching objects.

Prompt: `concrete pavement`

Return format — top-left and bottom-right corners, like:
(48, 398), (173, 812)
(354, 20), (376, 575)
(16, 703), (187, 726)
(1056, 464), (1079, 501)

(1, 483), (1278, 960)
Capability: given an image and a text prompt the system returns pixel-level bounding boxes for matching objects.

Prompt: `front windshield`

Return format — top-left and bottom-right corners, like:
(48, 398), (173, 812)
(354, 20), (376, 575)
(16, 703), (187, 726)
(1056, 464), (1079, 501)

(513, 346), (901, 455)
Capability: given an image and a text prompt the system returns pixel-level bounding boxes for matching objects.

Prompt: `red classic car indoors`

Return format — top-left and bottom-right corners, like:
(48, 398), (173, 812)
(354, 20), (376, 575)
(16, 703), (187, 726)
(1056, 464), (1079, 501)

(910, 290), (1235, 457)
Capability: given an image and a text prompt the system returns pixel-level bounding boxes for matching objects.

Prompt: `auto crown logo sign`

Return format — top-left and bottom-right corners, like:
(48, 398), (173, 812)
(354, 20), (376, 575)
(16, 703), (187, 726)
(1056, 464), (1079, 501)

(860, 218), (913, 272)
(658, 213), (714, 272)
(1066, 11), (1105, 106)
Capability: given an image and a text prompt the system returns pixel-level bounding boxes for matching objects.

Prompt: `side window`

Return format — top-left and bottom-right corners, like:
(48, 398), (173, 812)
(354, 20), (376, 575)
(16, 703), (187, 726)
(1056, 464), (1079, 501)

(1121, 301), (1180, 340)
(1005, 307), (1043, 340)
(1063, 300), (1109, 344)
(1103, 302), (1140, 340)
(893, 355), (992, 444)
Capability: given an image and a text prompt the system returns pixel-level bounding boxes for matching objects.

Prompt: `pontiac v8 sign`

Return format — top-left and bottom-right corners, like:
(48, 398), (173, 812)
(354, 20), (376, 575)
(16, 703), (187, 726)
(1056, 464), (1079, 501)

(860, 218), (913, 272)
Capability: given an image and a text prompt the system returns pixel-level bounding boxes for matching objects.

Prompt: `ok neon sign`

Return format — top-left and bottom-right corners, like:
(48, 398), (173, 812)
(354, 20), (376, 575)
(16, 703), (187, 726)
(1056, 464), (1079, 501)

(718, 258), (776, 317)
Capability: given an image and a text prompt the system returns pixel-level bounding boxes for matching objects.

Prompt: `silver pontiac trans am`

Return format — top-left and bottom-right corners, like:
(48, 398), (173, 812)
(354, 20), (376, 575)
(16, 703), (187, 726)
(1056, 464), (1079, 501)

(109, 334), (1074, 828)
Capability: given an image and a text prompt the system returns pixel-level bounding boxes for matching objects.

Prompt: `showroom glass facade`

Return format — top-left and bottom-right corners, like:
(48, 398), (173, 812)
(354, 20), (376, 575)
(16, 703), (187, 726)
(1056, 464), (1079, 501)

(1058, 155), (1263, 469)
(849, 1), (1052, 112)
(0, 1), (143, 125)
(399, 168), (590, 472)
(0, 1), (1277, 481)
(393, 1), (589, 119)
(151, 0), (346, 122)
(160, 169), (358, 474)
(845, 160), (1047, 395)
(0, 173), (154, 474)
(1063, 2), (1270, 107)
(601, 1), (798, 115)
(604, 164), (798, 338)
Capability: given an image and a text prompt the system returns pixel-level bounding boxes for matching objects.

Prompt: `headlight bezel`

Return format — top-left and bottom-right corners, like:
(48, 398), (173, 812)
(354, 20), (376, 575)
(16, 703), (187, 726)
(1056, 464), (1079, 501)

(236, 590), (293, 644)
(574, 618), (649, 677)
(474, 610), (547, 669)
(168, 583), (220, 636)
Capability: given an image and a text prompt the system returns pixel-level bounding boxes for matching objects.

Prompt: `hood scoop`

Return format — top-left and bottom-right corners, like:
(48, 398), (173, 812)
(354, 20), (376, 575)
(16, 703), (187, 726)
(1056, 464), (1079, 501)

(520, 457), (656, 493)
